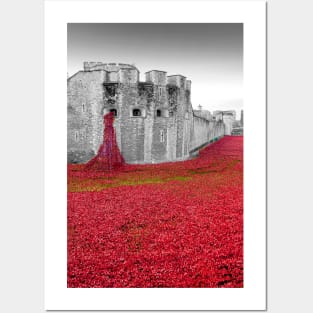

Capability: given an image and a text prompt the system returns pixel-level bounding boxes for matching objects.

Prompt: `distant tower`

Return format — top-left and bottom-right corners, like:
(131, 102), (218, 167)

(198, 104), (202, 111)
(240, 110), (244, 126)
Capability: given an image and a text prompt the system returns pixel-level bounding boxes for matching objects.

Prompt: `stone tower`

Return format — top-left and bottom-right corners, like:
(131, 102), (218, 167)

(67, 63), (195, 164)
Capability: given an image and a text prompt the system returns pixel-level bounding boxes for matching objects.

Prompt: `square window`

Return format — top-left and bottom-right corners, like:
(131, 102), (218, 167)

(133, 109), (141, 117)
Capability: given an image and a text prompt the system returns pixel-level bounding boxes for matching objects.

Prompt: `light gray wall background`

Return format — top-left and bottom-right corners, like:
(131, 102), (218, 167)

(0, 0), (312, 312)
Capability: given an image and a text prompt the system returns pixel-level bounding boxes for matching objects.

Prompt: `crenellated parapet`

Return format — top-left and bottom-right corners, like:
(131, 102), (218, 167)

(83, 62), (139, 72)
(72, 62), (190, 95)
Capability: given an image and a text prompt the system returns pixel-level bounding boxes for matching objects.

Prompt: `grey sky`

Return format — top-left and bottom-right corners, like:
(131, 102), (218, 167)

(68, 23), (243, 117)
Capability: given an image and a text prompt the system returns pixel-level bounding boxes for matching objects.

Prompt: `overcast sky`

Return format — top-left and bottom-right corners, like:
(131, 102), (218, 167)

(68, 23), (243, 118)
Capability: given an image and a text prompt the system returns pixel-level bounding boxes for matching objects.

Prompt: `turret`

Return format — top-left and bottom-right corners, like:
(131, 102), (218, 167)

(118, 67), (139, 84)
(186, 80), (191, 91)
(145, 70), (167, 86)
(167, 75), (186, 88)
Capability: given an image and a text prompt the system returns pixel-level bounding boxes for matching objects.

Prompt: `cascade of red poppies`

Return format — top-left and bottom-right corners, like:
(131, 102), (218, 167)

(85, 112), (125, 171)
(68, 136), (244, 288)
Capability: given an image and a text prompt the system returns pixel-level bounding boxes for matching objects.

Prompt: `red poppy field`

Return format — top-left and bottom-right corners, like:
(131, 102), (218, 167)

(67, 136), (243, 288)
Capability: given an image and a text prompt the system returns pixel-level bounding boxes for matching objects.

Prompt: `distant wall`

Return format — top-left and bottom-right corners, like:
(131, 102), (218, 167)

(189, 115), (225, 153)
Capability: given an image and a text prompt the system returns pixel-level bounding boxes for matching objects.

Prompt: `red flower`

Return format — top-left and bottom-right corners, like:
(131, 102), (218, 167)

(68, 136), (243, 288)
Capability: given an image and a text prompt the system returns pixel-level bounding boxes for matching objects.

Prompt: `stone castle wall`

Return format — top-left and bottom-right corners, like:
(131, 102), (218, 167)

(67, 63), (225, 164)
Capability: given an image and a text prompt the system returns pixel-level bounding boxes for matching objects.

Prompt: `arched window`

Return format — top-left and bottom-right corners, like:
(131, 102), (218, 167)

(110, 108), (117, 117)
(132, 109), (141, 117)
(82, 103), (85, 112)
(156, 109), (162, 117)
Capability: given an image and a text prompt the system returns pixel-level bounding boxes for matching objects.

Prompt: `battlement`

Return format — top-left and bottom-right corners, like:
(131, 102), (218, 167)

(81, 62), (189, 88)
(83, 62), (139, 73)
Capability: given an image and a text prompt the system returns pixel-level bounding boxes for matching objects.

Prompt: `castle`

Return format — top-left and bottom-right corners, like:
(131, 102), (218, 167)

(67, 62), (225, 164)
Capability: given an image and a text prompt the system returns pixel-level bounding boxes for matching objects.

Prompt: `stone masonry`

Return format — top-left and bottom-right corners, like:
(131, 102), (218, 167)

(67, 63), (225, 164)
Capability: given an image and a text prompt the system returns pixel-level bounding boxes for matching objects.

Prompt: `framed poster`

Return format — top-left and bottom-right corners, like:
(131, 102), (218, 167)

(45, 0), (266, 310)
